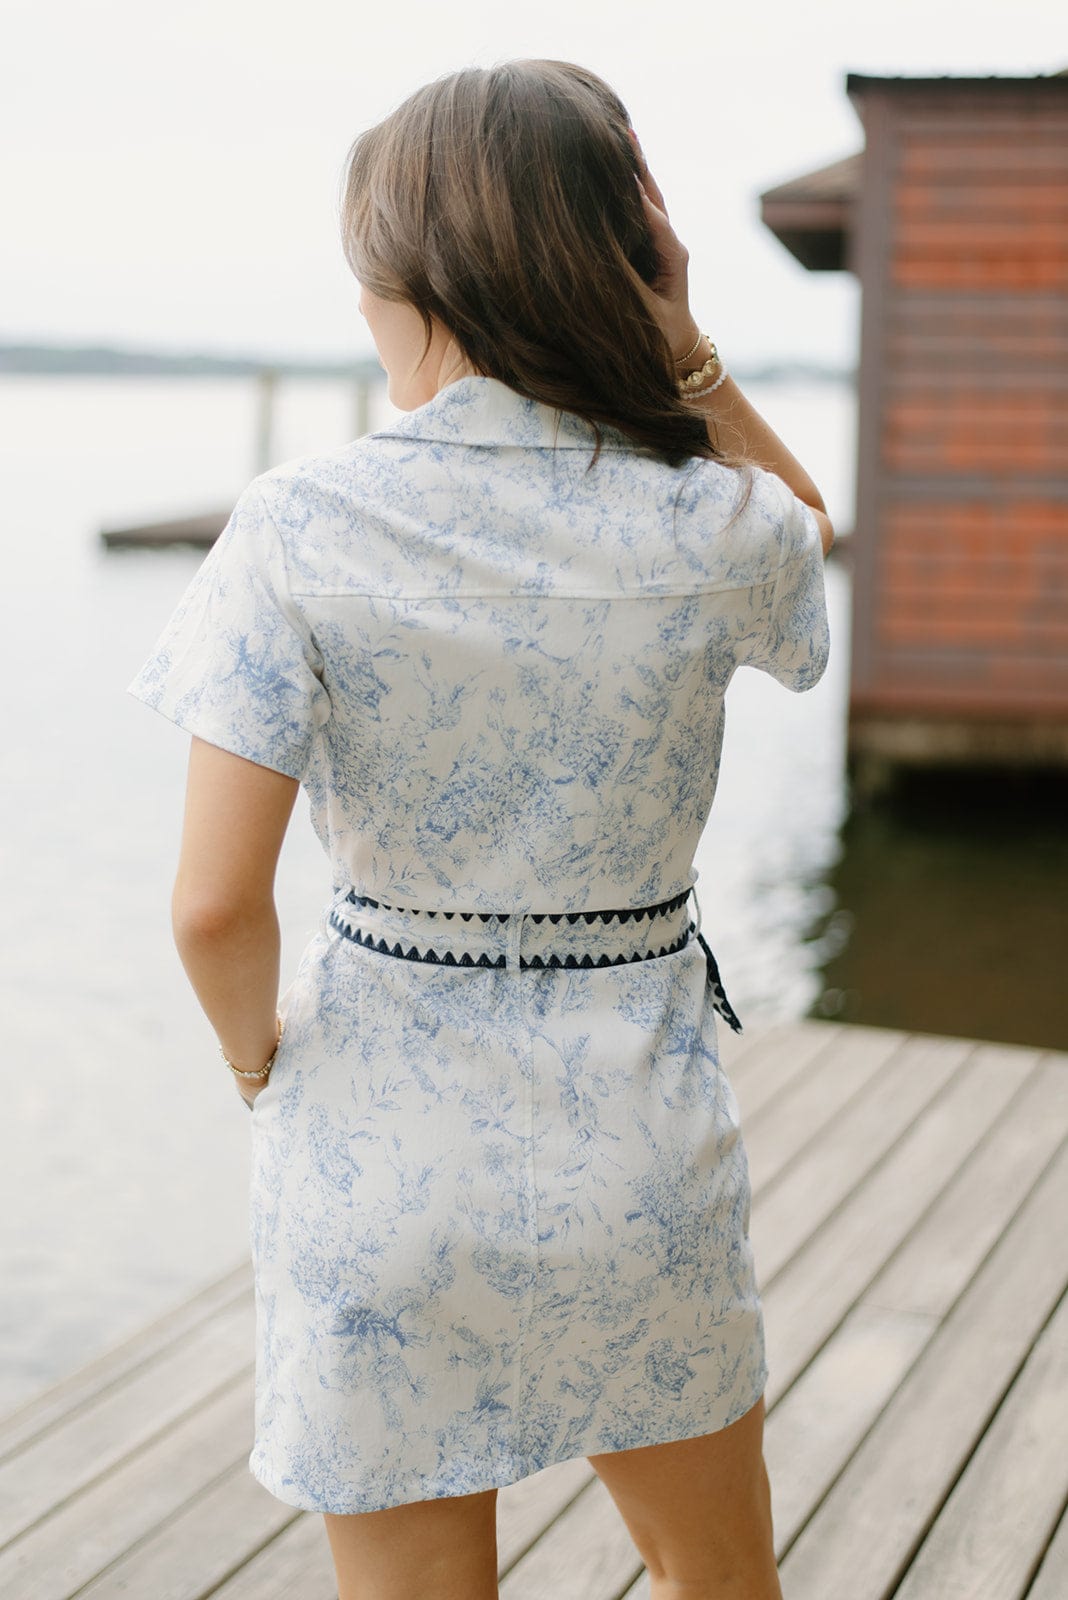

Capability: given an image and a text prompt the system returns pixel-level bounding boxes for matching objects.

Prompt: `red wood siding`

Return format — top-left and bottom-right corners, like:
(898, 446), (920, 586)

(851, 84), (1068, 719)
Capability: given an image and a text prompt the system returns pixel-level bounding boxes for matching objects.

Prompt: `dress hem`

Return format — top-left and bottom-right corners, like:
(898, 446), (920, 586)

(246, 1360), (769, 1516)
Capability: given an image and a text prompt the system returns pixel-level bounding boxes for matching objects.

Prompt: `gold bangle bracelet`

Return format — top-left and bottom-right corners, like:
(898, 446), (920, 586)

(677, 339), (720, 393)
(221, 1015), (283, 1081)
(673, 329), (705, 366)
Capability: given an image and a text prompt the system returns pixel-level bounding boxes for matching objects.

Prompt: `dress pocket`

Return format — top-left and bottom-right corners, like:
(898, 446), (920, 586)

(248, 996), (294, 1121)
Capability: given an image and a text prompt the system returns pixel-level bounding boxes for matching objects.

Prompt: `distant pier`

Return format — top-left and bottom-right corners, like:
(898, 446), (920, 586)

(97, 361), (379, 549)
(100, 509), (230, 549)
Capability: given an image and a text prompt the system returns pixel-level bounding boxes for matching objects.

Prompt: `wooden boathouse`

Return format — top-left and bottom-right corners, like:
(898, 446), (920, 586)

(761, 70), (1068, 798)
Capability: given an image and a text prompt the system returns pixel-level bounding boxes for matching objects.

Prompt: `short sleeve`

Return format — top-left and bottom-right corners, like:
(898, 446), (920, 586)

(125, 483), (331, 778)
(738, 471), (831, 693)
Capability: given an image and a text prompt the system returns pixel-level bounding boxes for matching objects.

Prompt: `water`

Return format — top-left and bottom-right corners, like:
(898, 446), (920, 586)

(812, 765), (1068, 1050)
(2, 368), (1057, 1417)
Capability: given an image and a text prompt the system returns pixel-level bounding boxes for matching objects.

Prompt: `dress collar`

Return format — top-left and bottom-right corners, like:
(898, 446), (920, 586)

(368, 375), (635, 452)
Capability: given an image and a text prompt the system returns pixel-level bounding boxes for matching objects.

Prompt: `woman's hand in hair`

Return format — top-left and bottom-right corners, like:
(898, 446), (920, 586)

(627, 129), (701, 361)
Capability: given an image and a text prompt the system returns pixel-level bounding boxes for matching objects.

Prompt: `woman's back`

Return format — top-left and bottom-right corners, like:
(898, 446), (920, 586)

(133, 374), (830, 913)
(128, 57), (832, 1586)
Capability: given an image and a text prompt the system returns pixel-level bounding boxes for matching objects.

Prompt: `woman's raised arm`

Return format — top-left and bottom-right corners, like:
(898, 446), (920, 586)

(627, 130), (835, 556)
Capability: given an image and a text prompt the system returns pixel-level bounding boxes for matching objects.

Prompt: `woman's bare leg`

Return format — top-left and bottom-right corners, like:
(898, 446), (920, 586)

(587, 1393), (782, 1599)
(322, 1486), (499, 1600)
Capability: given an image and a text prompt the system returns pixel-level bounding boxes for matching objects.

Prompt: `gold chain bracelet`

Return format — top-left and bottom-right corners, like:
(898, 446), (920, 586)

(673, 329), (706, 366)
(220, 1015), (283, 1081)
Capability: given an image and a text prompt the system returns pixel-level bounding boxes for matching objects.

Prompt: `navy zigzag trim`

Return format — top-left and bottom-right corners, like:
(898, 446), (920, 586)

(327, 912), (693, 971)
(338, 886), (693, 927)
(327, 886), (743, 1033)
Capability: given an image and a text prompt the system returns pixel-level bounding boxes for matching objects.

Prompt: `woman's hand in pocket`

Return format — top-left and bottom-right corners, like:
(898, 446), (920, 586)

(237, 1081), (266, 1111)
(225, 1010), (284, 1110)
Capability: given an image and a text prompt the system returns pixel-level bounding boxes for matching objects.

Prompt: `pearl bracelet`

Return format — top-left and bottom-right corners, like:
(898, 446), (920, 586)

(221, 1015), (284, 1081)
(680, 366), (730, 401)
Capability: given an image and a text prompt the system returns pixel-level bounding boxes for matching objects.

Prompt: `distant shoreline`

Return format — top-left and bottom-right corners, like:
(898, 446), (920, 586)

(0, 341), (854, 385)
(0, 343), (382, 380)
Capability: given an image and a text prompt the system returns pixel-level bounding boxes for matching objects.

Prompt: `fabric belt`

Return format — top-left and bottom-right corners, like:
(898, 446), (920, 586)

(327, 884), (743, 1034)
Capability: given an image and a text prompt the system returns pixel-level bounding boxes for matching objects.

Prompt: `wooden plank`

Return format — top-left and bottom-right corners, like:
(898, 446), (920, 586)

(763, 1302), (937, 1551)
(778, 1137), (1068, 1600)
(99, 510), (228, 549)
(760, 1053), (1067, 1555)
(895, 147), (1068, 175)
(750, 1032), (971, 1283)
(730, 1020), (846, 1123)
(863, 1050), (1068, 1319)
(1025, 1503), (1068, 1600)
(9, 1392), (595, 1600)
(0, 1378), (253, 1600)
(715, 1020), (814, 1093)
(208, 1455), (599, 1598)
(497, 1474), (642, 1600)
(0, 1261), (251, 1459)
(744, 1025), (909, 1195)
(889, 298), (1068, 332)
(890, 1288), (1068, 1600)
(0, 1297), (255, 1547)
(896, 184), (1068, 215)
(764, 1043), (1046, 1401)
(71, 1459), (296, 1600)
(895, 119), (1068, 144)
(713, 1016), (781, 1070)
(197, 1513), (336, 1600)
(620, 1562), (652, 1599)
(495, 1457), (597, 1572)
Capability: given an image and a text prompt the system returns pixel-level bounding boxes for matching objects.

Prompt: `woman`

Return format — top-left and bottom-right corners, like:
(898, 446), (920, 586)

(128, 58), (832, 1600)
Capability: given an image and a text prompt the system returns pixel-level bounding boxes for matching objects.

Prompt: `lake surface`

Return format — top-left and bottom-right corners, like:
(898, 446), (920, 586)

(1, 371), (1061, 1416)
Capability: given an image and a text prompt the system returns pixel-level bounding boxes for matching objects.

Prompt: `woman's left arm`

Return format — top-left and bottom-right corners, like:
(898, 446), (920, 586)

(171, 735), (300, 1105)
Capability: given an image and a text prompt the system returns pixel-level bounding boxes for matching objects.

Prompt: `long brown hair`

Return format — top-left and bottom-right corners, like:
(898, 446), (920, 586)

(340, 59), (752, 482)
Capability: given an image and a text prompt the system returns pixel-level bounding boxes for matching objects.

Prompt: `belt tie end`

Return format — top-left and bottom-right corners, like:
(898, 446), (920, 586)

(695, 929), (744, 1034)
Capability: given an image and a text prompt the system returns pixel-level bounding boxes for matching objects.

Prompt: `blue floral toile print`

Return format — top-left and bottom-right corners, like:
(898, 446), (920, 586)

(126, 375), (830, 1513)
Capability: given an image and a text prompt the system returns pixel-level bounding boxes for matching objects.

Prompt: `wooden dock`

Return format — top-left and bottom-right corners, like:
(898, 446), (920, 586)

(100, 508), (230, 549)
(99, 368), (379, 548)
(2, 1018), (1065, 1598)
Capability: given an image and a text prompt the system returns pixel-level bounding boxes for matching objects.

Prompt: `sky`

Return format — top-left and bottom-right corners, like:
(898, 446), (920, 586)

(3, 0), (1063, 370)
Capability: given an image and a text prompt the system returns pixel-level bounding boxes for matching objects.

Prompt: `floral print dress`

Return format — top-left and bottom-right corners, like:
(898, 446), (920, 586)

(127, 375), (831, 1514)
